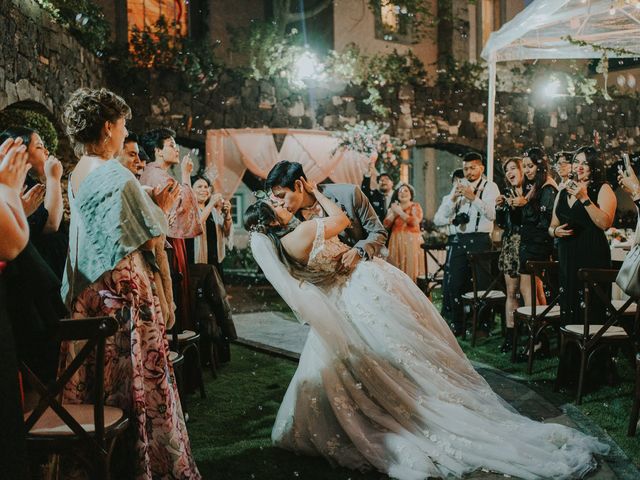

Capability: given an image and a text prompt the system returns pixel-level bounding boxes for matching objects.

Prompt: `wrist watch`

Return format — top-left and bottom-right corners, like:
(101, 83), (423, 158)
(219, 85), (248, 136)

(581, 199), (592, 207)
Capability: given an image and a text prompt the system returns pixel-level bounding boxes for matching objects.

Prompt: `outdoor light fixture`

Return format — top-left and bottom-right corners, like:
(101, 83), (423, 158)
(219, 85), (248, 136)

(292, 51), (325, 86)
(542, 77), (562, 98)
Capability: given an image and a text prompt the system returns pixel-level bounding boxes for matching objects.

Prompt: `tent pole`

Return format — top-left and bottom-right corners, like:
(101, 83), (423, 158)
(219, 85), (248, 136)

(486, 59), (497, 182)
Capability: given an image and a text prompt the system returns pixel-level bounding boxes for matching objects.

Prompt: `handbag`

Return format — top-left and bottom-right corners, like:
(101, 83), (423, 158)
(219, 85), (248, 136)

(616, 244), (640, 299)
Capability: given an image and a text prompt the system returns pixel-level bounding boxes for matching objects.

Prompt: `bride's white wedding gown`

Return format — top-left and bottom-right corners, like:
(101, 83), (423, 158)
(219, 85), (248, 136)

(252, 219), (608, 480)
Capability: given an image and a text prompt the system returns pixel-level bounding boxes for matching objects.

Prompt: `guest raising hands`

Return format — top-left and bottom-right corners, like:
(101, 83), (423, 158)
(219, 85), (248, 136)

(384, 182), (425, 283)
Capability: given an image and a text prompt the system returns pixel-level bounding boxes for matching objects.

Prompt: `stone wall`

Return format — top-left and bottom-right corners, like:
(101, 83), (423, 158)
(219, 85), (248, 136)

(0, 0), (104, 143)
(121, 67), (640, 166)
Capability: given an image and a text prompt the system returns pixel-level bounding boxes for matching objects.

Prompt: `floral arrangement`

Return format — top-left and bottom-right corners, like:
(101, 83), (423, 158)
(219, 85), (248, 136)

(333, 121), (412, 182)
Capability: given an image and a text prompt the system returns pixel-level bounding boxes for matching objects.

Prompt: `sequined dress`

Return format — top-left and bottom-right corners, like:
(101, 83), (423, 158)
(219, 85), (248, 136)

(271, 219), (608, 480)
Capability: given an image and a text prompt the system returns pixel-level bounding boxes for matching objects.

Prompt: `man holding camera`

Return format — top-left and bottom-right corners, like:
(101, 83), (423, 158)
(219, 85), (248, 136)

(438, 152), (499, 336)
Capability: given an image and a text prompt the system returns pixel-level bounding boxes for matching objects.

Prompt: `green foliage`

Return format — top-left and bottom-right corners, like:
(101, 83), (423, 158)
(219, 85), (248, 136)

(0, 108), (59, 153)
(126, 16), (223, 92)
(35, 0), (110, 54)
(230, 22), (305, 83)
(436, 55), (487, 92)
(222, 247), (259, 274)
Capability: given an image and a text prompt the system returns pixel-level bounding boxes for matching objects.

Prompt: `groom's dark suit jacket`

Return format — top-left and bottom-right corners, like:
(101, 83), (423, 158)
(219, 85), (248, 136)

(306, 184), (388, 259)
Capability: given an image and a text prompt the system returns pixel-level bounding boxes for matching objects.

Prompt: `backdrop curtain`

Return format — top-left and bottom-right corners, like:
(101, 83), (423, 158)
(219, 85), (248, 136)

(205, 129), (370, 198)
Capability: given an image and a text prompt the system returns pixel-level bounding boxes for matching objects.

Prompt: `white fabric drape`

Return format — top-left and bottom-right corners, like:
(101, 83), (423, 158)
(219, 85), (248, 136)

(206, 129), (369, 198)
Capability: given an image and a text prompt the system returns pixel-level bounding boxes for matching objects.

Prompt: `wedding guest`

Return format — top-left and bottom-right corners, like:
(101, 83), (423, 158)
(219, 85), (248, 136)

(383, 182), (425, 283)
(554, 151), (573, 189)
(438, 152), (500, 336)
(361, 152), (394, 222)
(519, 148), (558, 307)
(549, 146), (616, 325)
(495, 158), (524, 353)
(0, 126), (65, 277)
(434, 169), (464, 321)
(140, 128), (202, 332)
(118, 132), (146, 179)
(0, 137), (31, 480)
(59, 88), (200, 479)
(186, 175), (233, 274)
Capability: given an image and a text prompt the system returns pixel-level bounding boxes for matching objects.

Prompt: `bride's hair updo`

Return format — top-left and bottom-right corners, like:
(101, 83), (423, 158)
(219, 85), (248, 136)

(244, 201), (278, 234)
(62, 88), (131, 156)
(244, 200), (340, 286)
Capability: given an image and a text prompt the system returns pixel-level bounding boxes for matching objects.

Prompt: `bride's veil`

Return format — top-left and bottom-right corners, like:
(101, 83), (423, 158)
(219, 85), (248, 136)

(250, 232), (353, 357)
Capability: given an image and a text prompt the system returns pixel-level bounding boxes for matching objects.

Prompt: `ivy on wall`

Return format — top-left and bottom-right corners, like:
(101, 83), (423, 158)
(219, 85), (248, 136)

(0, 109), (59, 153)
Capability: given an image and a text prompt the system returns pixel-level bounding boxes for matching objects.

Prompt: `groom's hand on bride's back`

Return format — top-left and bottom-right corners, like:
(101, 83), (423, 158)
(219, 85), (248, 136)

(339, 248), (361, 273)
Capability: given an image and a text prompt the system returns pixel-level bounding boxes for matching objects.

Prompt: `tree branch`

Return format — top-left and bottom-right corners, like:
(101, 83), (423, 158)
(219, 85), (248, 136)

(285, 0), (333, 25)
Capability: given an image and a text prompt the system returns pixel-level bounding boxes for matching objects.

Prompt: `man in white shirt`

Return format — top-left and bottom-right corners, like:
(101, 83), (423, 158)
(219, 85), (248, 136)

(437, 153), (499, 336)
(433, 168), (464, 321)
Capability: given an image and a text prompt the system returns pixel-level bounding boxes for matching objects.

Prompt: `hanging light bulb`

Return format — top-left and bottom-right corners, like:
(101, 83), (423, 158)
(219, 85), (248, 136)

(609, 4), (616, 15)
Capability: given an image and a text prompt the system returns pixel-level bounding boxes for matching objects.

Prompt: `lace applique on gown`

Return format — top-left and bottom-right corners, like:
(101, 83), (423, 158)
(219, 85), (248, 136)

(270, 219), (608, 480)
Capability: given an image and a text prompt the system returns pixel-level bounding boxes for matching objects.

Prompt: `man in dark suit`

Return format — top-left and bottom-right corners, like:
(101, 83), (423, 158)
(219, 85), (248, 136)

(266, 160), (388, 271)
(360, 153), (394, 222)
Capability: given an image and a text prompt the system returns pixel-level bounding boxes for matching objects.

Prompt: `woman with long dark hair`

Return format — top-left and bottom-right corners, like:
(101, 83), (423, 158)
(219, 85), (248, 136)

(495, 157), (524, 352)
(549, 146), (616, 324)
(519, 147), (558, 306)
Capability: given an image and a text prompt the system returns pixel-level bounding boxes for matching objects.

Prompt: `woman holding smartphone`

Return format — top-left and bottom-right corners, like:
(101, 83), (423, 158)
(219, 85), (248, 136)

(495, 157), (524, 353)
(548, 146), (616, 324)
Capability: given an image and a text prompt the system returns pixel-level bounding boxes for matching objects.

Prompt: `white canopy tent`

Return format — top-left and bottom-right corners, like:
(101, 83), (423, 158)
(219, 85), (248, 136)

(481, 0), (640, 180)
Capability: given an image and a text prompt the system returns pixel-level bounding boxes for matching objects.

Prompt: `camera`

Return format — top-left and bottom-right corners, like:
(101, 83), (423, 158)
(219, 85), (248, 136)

(452, 212), (470, 226)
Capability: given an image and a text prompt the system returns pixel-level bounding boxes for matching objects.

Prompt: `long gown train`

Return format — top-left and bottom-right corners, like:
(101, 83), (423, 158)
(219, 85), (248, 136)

(252, 219), (608, 480)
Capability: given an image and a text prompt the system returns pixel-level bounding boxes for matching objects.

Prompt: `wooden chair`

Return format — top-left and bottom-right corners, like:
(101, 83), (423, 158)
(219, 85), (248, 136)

(21, 317), (129, 480)
(420, 242), (447, 298)
(512, 260), (562, 374)
(170, 270), (206, 401)
(554, 268), (635, 404)
(462, 250), (506, 346)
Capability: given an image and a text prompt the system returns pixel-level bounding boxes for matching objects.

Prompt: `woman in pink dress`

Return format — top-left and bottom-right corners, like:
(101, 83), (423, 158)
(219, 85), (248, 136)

(59, 88), (200, 480)
(384, 183), (425, 283)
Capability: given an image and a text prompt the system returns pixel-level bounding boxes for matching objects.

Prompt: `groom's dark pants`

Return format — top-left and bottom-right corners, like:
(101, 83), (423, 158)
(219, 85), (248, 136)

(441, 232), (491, 334)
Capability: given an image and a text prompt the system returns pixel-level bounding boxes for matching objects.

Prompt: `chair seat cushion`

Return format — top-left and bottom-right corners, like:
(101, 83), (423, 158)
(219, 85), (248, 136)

(562, 324), (628, 338)
(612, 299), (637, 313)
(462, 290), (506, 300)
(177, 330), (199, 341)
(25, 405), (126, 436)
(168, 350), (184, 365)
(516, 305), (561, 317)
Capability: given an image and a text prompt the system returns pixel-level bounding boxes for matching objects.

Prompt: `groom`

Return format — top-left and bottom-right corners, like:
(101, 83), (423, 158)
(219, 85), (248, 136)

(265, 160), (388, 272)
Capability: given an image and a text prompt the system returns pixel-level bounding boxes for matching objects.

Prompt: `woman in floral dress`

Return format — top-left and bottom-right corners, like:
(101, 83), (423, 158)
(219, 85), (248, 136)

(59, 88), (200, 479)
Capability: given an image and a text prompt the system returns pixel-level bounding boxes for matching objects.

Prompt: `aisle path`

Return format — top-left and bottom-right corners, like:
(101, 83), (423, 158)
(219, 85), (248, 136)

(233, 310), (639, 480)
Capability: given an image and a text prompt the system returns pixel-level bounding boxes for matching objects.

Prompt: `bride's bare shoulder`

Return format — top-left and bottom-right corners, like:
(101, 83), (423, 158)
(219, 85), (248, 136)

(281, 220), (317, 261)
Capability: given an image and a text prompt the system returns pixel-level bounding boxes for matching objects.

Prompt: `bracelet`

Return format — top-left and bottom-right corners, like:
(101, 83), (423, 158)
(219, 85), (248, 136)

(552, 226), (559, 237)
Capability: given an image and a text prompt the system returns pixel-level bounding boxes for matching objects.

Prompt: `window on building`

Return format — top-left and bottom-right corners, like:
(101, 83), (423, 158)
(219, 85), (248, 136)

(127, 0), (188, 38)
(230, 194), (243, 228)
(374, 1), (415, 44)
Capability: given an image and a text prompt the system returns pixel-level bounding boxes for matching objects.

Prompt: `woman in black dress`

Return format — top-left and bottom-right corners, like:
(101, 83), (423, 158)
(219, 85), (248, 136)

(549, 146), (616, 324)
(496, 157), (524, 352)
(519, 147), (558, 306)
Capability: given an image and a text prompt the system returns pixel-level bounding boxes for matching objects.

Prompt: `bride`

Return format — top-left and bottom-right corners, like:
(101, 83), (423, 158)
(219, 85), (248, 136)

(244, 178), (608, 480)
